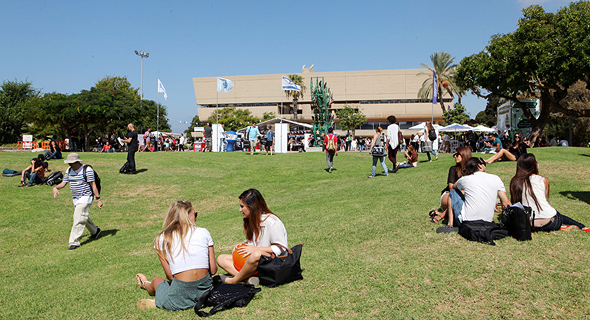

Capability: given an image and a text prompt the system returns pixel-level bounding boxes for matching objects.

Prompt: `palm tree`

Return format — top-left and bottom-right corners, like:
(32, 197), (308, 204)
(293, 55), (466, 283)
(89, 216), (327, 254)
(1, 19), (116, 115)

(284, 74), (306, 120)
(418, 51), (462, 113)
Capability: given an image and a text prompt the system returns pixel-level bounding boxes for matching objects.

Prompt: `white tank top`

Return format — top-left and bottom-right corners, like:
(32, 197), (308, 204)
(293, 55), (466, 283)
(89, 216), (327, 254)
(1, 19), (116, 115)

(521, 175), (557, 220)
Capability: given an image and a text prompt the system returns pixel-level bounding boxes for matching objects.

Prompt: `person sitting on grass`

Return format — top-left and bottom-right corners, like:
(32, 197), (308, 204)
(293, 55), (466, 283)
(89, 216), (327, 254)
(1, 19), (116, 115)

(485, 134), (528, 164)
(135, 200), (217, 310)
(216, 189), (288, 285)
(482, 133), (502, 154)
(19, 154), (46, 188)
(442, 157), (511, 231)
(396, 145), (418, 169)
(509, 153), (590, 233)
(430, 147), (472, 223)
(44, 140), (62, 160)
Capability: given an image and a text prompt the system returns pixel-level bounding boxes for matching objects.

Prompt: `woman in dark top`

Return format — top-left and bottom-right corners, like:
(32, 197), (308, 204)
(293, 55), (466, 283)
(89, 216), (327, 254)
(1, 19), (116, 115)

(44, 140), (62, 160)
(397, 145), (418, 169)
(485, 135), (527, 164)
(430, 146), (472, 223)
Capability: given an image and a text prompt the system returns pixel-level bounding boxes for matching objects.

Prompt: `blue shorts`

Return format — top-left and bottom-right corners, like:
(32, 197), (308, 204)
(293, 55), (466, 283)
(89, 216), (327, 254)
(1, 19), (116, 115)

(450, 189), (465, 226)
(155, 274), (213, 311)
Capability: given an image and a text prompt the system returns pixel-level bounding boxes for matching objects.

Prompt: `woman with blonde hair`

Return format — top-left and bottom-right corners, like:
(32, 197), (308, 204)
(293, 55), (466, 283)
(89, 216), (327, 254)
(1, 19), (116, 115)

(217, 189), (288, 284)
(135, 200), (217, 310)
(367, 126), (389, 178)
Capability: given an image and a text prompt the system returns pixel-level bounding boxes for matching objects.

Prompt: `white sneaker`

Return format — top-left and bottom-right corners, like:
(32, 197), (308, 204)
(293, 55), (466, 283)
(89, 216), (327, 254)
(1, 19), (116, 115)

(247, 277), (260, 286)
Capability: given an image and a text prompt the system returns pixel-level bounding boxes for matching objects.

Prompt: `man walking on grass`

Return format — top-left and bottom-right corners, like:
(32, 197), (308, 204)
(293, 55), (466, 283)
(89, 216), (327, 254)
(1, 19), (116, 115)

(53, 153), (103, 251)
(324, 127), (338, 173)
(246, 122), (260, 155)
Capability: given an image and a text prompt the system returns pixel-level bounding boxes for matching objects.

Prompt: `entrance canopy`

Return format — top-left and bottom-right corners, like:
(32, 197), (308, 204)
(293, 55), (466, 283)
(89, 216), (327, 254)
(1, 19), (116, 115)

(237, 118), (312, 133)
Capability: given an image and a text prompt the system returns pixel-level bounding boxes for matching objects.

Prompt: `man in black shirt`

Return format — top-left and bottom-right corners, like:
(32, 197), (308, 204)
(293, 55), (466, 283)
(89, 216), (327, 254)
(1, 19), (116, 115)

(121, 123), (138, 174)
(204, 123), (213, 152)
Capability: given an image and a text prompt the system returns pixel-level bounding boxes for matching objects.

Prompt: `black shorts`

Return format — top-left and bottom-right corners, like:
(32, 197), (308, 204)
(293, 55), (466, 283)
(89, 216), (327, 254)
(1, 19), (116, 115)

(265, 141), (273, 147)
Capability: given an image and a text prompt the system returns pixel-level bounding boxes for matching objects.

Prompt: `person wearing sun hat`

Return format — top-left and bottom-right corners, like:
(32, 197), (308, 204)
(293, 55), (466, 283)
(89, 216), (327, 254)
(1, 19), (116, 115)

(52, 153), (103, 251)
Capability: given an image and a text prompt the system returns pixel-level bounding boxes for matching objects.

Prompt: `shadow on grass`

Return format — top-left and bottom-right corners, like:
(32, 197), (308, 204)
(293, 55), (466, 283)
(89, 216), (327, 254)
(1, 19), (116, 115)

(81, 228), (119, 245)
(579, 154), (590, 158)
(136, 168), (148, 173)
(560, 191), (590, 205)
(323, 168), (337, 173)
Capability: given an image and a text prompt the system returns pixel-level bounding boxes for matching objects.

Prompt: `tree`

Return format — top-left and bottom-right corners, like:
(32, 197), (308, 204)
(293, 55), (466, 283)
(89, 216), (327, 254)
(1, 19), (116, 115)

(475, 95), (503, 127)
(544, 80), (590, 146)
(262, 111), (276, 121)
(0, 80), (39, 144)
(184, 114), (205, 137)
(284, 74), (306, 120)
(417, 52), (462, 113)
(207, 106), (259, 131)
(455, 2), (590, 144)
(443, 103), (470, 124)
(334, 104), (367, 138)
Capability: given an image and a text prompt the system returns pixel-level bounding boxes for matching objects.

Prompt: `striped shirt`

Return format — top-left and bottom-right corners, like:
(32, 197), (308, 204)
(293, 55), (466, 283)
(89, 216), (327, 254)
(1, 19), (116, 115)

(64, 165), (95, 205)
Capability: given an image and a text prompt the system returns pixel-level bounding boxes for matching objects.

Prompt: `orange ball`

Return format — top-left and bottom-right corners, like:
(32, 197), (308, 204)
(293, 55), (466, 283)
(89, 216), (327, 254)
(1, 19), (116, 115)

(232, 243), (249, 271)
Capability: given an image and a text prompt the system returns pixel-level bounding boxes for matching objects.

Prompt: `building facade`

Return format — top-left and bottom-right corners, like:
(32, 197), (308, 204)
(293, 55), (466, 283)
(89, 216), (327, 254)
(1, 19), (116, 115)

(193, 66), (449, 136)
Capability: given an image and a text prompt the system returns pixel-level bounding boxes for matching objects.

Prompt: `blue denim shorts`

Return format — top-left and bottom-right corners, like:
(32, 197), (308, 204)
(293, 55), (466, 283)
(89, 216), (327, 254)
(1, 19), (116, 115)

(450, 189), (465, 226)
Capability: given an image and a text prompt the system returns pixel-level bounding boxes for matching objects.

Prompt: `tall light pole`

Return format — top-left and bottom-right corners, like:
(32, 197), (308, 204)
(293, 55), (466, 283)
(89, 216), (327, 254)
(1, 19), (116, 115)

(134, 50), (149, 99)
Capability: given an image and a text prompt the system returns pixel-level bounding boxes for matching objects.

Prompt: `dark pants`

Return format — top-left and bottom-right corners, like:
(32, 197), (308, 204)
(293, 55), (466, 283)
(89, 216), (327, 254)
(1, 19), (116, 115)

(127, 149), (137, 173)
(532, 211), (585, 232)
(387, 144), (399, 168)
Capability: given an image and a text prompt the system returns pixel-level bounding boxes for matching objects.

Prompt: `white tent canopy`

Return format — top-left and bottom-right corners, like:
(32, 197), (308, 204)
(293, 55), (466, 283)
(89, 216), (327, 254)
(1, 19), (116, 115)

(471, 125), (495, 133)
(439, 123), (474, 132)
(408, 122), (445, 130)
(236, 117), (312, 133)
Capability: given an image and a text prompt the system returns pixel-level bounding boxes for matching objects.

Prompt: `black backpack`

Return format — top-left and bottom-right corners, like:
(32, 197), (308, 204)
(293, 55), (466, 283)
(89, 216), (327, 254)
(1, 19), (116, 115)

(500, 205), (533, 241)
(43, 171), (63, 186)
(428, 129), (437, 141)
(194, 276), (261, 317)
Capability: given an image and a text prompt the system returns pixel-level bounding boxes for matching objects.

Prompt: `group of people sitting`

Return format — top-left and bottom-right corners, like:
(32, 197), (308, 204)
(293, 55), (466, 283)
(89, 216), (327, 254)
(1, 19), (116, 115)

(135, 188), (289, 311)
(18, 154), (49, 188)
(429, 147), (589, 234)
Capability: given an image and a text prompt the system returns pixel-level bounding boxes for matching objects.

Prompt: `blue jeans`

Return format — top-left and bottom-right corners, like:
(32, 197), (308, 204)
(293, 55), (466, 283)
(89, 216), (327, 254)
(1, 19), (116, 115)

(450, 189), (465, 226)
(371, 156), (388, 177)
(532, 211), (585, 231)
(426, 149), (438, 161)
(44, 151), (62, 159)
(397, 163), (414, 169)
(25, 172), (42, 186)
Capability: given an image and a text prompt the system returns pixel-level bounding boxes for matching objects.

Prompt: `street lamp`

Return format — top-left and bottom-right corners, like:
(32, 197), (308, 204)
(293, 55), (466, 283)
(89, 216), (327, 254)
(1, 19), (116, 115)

(134, 50), (149, 99)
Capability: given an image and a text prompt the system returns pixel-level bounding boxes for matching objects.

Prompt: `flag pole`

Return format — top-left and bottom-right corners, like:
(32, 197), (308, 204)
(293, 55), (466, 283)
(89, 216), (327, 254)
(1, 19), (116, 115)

(157, 91), (160, 152)
(281, 87), (283, 124)
(216, 91), (219, 125)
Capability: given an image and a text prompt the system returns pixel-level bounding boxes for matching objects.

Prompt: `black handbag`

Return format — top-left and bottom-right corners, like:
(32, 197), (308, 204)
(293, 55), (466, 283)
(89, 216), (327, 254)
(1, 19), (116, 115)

(500, 204), (533, 241)
(370, 135), (387, 157)
(257, 243), (303, 287)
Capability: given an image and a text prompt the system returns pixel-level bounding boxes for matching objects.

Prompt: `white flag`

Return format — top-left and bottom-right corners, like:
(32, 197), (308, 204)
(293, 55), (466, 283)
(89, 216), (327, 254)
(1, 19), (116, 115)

(217, 77), (234, 93)
(158, 79), (168, 100)
(282, 76), (301, 91)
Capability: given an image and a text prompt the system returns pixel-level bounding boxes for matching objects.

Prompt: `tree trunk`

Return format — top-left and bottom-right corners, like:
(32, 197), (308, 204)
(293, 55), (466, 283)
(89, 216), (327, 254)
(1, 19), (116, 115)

(525, 90), (554, 146)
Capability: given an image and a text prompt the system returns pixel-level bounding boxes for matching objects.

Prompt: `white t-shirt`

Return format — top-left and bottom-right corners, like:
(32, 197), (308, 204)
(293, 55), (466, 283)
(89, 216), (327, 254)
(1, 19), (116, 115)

(387, 124), (400, 149)
(247, 214), (288, 256)
(456, 171), (506, 223)
(521, 175), (556, 219)
(155, 227), (213, 275)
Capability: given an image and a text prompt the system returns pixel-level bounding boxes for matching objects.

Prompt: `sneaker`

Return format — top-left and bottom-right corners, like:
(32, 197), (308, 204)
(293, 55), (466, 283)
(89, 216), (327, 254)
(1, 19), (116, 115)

(91, 228), (102, 240)
(328, 168), (332, 173)
(68, 245), (80, 251)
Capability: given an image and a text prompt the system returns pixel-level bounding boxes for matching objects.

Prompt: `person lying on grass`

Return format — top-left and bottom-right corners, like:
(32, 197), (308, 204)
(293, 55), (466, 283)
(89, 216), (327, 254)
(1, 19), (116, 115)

(217, 188), (288, 285)
(136, 200), (217, 310)
(485, 134), (528, 164)
(509, 153), (590, 233)
(444, 157), (511, 229)
(430, 147), (472, 223)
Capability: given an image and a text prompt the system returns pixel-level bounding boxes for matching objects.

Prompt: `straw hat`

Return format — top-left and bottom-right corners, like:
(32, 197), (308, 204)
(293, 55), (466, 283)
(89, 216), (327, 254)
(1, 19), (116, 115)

(64, 153), (83, 164)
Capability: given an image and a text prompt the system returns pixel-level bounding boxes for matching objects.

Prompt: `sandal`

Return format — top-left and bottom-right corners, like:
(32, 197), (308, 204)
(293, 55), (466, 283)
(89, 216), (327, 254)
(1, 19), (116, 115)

(428, 210), (437, 217)
(136, 274), (148, 290)
(430, 214), (443, 223)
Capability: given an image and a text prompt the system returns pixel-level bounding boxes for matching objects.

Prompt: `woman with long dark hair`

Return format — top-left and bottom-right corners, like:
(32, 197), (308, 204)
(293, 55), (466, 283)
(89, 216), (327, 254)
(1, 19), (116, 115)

(430, 146), (472, 223)
(135, 200), (217, 310)
(217, 189), (288, 284)
(509, 154), (589, 232)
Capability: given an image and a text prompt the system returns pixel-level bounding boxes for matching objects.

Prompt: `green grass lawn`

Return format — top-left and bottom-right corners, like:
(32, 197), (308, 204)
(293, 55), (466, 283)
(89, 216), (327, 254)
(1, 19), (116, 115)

(1, 147), (589, 319)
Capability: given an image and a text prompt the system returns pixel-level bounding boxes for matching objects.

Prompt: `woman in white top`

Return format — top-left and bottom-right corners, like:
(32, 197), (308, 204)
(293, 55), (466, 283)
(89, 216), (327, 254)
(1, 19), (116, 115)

(509, 154), (589, 232)
(422, 121), (439, 161)
(135, 200), (217, 310)
(217, 189), (288, 284)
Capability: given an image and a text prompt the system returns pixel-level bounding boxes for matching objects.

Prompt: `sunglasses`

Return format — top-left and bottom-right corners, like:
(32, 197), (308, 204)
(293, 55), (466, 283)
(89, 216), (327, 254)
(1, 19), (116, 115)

(478, 157), (487, 166)
(453, 153), (460, 157)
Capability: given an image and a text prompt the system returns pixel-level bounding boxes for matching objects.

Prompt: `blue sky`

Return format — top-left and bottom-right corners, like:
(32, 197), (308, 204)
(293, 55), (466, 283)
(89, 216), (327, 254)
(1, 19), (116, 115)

(0, 0), (571, 133)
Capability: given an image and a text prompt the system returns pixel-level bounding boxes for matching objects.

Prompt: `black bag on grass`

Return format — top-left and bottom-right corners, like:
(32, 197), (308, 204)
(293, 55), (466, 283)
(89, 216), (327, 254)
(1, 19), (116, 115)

(194, 276), (261, 317)
(43, 171), (63, 186)
(458, 220), (510, 246)
(500, 204), (533, 241)
(119, 162), (130, 174)
(257, 243), (303, 287)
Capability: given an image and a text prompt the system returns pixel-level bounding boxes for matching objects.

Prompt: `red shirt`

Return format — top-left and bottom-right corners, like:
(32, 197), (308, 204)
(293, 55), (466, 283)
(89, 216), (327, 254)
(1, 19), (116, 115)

(323, 134), (338, 153)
